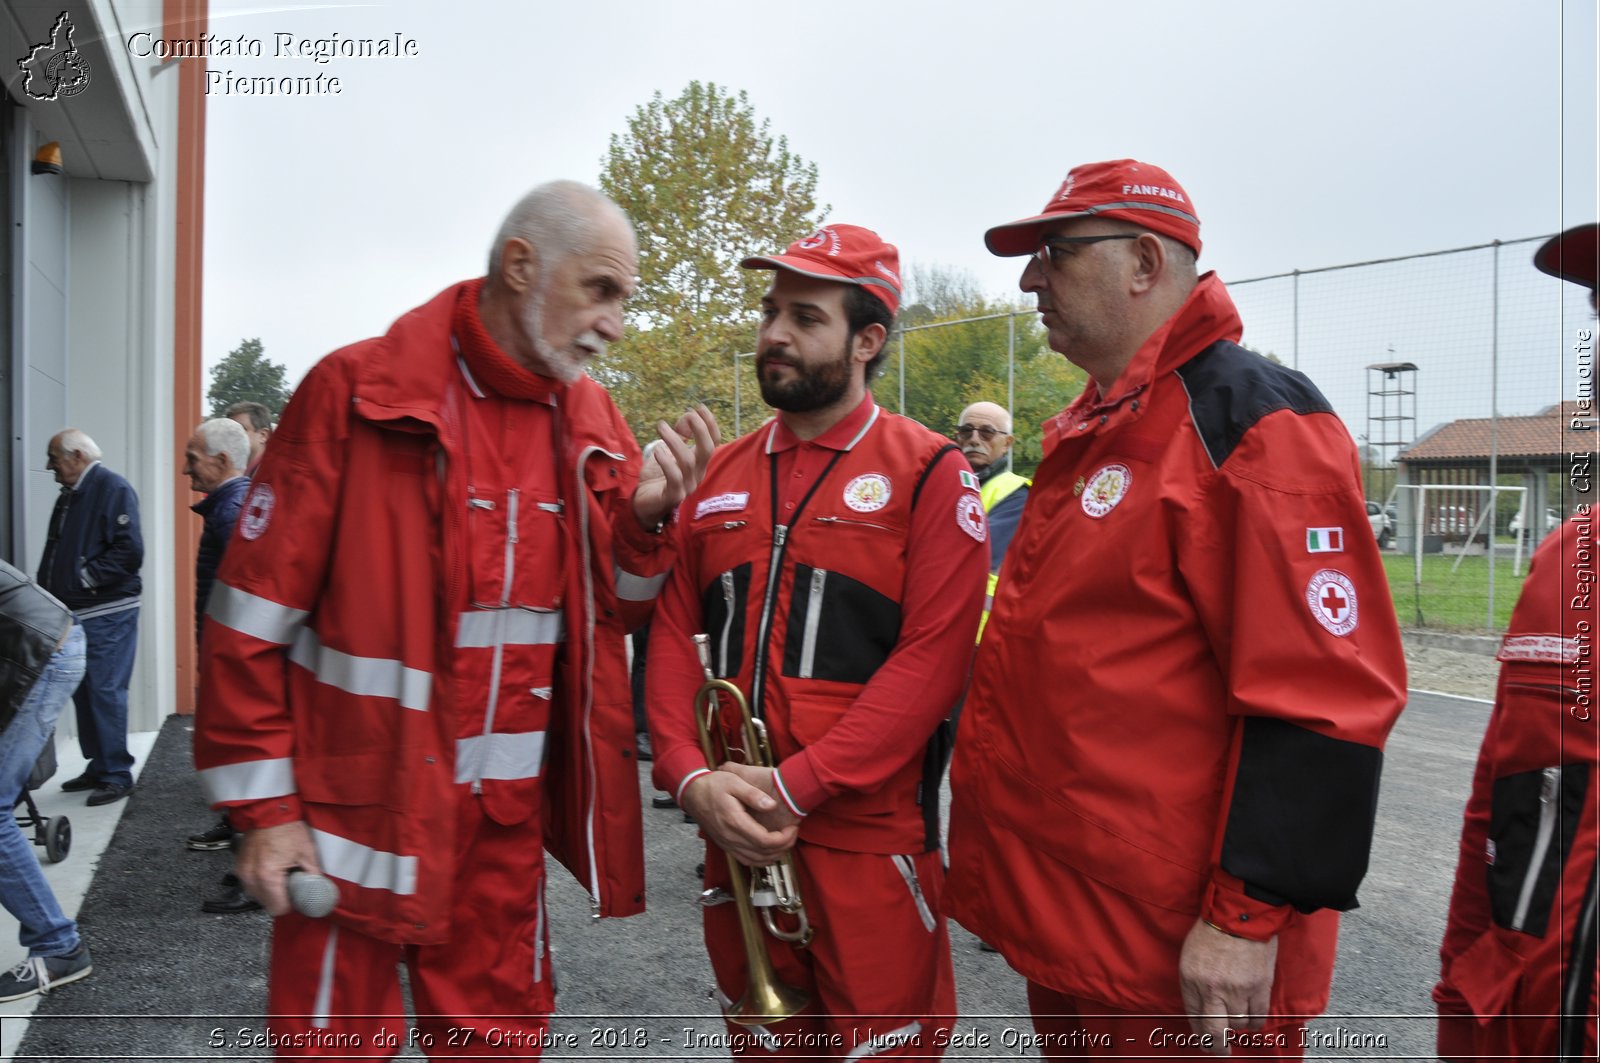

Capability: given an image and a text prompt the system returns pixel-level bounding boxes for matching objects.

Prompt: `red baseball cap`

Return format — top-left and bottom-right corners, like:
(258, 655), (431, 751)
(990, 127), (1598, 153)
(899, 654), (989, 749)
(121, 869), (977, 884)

(1533, 224), (1598, 290)
(985, 159), (1202, 258)
(741, 224), (902, 315)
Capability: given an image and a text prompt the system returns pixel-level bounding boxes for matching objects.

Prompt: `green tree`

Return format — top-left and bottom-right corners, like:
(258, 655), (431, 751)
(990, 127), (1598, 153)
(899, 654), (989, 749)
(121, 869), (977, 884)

(889, 265), (1085, 475)
(598, 82), (826, 439)
(207, 338), (290, 417)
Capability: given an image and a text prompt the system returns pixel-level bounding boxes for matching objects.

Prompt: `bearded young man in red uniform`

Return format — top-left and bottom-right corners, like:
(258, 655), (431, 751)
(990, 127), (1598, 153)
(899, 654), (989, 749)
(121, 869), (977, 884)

(1434, 222), (1600, 1063)
(945, 160), (1408, 1060)
(193, 181), (717, 1057)
(645, 225), (988, 1057)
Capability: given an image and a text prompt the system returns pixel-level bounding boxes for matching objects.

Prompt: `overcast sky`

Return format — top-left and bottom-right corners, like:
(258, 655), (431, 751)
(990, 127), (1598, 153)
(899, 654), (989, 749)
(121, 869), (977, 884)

(198, 0), (1597, 432)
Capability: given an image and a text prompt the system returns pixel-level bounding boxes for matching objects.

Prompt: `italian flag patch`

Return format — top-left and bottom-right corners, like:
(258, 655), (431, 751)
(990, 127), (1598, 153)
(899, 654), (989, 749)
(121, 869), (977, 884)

(959, 470), (980, 492)
(1306, 527), (1344, 553)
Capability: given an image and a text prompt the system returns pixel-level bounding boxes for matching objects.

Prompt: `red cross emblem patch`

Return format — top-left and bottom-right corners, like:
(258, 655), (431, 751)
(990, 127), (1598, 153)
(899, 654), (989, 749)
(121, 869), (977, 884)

(1304, 569), (1358, 637)
(239, 482), (276, 542)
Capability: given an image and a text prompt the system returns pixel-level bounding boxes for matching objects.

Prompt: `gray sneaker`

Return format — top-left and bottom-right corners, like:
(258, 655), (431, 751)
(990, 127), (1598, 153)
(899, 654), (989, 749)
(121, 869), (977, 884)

(0, 945), (92, 1002)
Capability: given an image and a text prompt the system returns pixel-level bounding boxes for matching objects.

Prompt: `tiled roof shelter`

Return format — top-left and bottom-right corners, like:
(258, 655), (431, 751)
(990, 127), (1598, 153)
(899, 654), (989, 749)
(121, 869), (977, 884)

(1398, 402), (1589, 469)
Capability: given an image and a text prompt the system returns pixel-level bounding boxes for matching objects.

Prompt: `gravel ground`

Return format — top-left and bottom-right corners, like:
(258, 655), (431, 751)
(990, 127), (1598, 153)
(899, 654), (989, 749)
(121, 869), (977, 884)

(1401, 637), (1500, 700)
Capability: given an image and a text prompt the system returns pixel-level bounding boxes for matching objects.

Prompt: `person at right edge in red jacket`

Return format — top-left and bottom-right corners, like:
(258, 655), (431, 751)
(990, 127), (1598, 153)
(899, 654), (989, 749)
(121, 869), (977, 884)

(1434, 222), (1599, 1063)
(945, 160), (1408, 1060)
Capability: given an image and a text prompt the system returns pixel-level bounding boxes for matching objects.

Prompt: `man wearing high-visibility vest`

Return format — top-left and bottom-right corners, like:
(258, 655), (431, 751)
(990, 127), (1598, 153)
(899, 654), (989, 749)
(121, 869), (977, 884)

(954, 401), (1030, 637)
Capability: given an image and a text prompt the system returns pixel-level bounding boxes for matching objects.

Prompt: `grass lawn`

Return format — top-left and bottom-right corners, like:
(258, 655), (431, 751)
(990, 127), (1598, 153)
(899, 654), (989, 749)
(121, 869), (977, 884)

(1381, 551), (1528, 632)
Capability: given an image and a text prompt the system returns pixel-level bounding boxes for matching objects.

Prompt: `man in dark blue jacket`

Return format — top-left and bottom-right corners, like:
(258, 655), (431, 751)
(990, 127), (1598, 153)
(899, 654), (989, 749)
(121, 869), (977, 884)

(38, 429), (142, 806)
(183, 419), (251, 647)
(178, 419), (259, 913)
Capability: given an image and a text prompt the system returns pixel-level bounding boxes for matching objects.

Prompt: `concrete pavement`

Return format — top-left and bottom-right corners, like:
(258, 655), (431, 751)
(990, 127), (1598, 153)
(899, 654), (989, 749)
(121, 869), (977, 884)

(8, 690), (1492, 1060)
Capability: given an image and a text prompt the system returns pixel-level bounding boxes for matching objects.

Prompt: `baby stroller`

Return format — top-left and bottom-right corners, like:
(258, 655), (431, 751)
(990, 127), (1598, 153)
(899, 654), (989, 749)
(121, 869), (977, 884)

(12, 734), (71, 863)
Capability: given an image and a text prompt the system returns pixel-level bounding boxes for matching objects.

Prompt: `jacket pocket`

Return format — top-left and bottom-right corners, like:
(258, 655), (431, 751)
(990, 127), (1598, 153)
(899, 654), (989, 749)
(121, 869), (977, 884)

(1488, 760), (1591, 936)
(1449, 926), (1535, 1018)
(700, 564), (752, 679)
(296, 751), (395, 807)
(780, 565), (899, 684)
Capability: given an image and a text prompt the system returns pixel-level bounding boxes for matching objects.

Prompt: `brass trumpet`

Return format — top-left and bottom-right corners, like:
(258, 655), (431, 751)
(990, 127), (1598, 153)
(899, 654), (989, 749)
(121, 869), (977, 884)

(692, 633), (811, 1026)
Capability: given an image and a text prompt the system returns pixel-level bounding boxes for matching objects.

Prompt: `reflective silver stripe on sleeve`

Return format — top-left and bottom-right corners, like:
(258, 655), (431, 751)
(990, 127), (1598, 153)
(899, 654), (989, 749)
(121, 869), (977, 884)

(207, 582), (310, 645)
(290, 628), (431, 712)
(454, 609), (564, 649)
(311, 828), (419, 896)
(198, 757), (296, 804)
(454, 731), (547, 784)
(613, 566), (668, 602)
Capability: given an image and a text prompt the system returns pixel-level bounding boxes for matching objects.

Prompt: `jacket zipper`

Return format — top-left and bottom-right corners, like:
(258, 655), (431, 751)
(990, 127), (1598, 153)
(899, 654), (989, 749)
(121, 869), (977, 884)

(748, 525), (789, 720)
(1511, 766), (1562, 932)
(716, 570), (737, 676)
(576, 443), (625, 919)
(472, 488), (517, 795)
(798, 568), (826, 679)
(813, 515), (895, 533)
(747, 449), (848, 720)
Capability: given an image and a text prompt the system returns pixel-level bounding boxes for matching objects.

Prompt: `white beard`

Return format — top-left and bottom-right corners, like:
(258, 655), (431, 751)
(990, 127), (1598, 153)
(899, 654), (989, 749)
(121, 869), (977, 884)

(520, 288), (605, 384)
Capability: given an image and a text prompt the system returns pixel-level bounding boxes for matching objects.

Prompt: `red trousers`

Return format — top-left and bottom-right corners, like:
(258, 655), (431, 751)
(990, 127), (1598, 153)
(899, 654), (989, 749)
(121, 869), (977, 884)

(702, 843), (955, 1058)
(1026, 983), (1310, 1061)
(265, 797), (554, 1060)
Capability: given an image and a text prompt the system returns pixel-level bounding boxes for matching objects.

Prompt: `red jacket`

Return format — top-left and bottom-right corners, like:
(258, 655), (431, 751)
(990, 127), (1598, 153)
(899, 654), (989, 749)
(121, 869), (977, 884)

(946, 274), (1406, 1015)
(193, 282), (668, 944)
(1435, 511), (1599, 1061)
(647, 397), (988, 854)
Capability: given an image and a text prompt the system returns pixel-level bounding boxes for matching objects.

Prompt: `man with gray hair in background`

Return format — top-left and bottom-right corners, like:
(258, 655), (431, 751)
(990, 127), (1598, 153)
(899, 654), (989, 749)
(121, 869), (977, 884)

(194, 180), (717, 1056)
(178, 418), (257, 912)
(39, 428), (142, 808)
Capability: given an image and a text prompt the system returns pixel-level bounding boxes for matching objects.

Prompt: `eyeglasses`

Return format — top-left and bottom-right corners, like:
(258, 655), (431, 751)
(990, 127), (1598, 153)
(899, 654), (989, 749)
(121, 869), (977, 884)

(954, 424), (1007, 442)
(1033, 233), (1140, 269)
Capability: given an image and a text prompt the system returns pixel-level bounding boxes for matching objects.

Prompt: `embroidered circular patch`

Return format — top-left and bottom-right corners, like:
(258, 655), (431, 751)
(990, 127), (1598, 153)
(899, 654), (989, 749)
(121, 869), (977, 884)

(956, 494), (987, 543)
(1080, 463), (1131, 518)
(239, 483), (276, 541)
(1305, 568), (1359, 637)
(843, 473), (892, 513)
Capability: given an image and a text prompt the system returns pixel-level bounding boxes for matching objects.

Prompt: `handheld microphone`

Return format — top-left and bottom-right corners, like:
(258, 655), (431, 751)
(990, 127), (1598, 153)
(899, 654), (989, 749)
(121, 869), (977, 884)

(286, 869), (340, 918)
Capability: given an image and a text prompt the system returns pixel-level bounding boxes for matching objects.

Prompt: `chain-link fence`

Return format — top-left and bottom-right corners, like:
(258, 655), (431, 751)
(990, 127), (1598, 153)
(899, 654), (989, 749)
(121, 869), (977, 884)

(732, 235), (1588, 633)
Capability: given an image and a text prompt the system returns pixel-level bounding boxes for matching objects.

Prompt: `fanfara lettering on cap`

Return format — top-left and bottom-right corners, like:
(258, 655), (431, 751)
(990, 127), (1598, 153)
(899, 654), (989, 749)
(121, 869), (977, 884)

(873, 260), (901, 286)
(1123, 183), (1186, 202)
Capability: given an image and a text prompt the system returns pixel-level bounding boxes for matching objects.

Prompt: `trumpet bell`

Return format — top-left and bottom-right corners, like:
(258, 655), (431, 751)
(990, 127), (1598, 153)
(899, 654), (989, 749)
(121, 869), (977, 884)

(726, 977), (810, 1026)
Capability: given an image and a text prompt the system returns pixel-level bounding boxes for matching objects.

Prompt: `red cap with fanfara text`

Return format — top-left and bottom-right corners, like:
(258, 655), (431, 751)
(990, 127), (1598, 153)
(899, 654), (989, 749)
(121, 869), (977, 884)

(741, 225), (903, 316)
(985, 159), (1202, 259)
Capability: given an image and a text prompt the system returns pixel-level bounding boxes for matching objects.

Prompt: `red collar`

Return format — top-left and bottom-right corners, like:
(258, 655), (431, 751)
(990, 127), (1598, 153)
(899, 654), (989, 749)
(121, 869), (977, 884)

(452, 278), (564, 403)
(766, 394), (878, 454)
(1043, 273), (1243, 453)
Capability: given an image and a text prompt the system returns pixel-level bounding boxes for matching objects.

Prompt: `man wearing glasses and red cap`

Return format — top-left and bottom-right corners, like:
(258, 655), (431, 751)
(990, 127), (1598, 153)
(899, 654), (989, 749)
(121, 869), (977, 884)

(1434, 222), (1598, 1063)
(946, 160), (1406, 1059)
(645, 225), (988, 1055)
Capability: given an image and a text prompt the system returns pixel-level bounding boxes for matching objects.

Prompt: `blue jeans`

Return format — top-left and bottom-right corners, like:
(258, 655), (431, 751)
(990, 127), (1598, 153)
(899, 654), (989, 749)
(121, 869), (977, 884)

(0, 625), (85, 957)
(73, 608), (137, 788)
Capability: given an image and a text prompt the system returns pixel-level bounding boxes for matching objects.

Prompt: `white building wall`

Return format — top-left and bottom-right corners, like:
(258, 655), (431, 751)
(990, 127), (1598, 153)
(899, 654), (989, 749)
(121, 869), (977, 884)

(8, 0), (188, 736)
